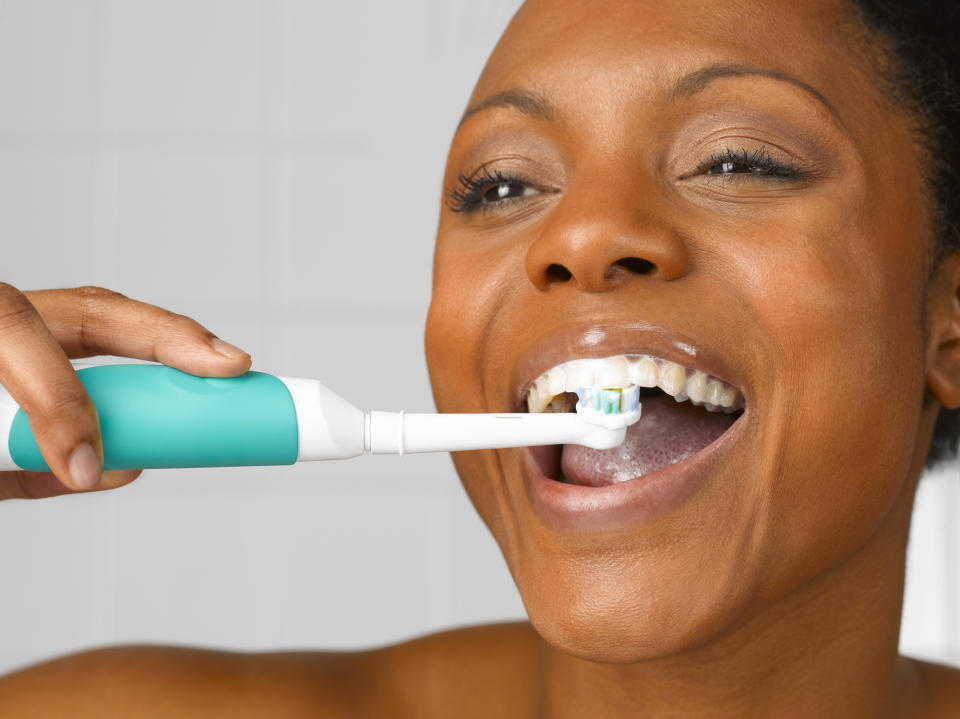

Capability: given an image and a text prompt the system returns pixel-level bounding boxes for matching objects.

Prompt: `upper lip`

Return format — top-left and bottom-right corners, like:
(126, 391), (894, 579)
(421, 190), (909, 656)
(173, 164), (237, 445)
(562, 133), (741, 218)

(510, 321), (750, 412)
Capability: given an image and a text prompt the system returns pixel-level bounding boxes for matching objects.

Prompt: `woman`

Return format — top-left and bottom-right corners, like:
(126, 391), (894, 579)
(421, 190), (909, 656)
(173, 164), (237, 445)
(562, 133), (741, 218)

(0, 0), (958, 715)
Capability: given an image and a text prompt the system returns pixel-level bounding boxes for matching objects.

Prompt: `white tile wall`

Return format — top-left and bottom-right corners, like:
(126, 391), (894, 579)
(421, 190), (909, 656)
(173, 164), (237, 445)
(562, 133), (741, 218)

(0, 149), (99, 278)
(0, 0), (956, 676)
(0, 1), (99, 133)
(100, 0), (264, 134)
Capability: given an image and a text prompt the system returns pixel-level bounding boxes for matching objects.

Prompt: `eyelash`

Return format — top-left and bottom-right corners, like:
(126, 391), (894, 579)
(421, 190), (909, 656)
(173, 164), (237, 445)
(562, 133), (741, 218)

(446, 168), (537, 215)
(698, 146), (806, 181)
(446, 146), (808, 214)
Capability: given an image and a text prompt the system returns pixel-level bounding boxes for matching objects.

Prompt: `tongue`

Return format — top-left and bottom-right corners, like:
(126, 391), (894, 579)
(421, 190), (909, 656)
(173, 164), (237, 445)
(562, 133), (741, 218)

(561, 394), (737, 487)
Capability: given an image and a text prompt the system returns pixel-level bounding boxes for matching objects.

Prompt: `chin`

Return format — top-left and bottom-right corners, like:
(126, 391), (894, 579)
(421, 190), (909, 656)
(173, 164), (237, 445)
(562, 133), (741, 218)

(520, 575), (746, 664)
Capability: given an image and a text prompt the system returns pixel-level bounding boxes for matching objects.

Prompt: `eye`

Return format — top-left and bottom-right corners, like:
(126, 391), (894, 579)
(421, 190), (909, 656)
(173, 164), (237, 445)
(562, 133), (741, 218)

(482, 181), (533, 204)
(447, 168), (542, 214)
(710, 159), (751, 175)
(701, 146), (805, 181)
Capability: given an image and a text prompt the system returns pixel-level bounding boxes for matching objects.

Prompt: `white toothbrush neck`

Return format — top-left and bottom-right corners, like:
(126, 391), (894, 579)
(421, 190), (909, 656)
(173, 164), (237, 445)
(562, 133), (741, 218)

(364, 411), (626, 454)
(275, 377), (638, 461)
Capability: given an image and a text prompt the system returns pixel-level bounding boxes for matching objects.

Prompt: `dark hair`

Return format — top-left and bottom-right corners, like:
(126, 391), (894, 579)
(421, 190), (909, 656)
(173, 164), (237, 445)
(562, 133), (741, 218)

(847, 0), (960, 468)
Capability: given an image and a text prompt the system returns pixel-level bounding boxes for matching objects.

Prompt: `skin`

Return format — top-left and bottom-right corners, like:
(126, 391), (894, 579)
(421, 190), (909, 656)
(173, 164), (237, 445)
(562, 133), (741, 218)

(1, 0), (960, 716)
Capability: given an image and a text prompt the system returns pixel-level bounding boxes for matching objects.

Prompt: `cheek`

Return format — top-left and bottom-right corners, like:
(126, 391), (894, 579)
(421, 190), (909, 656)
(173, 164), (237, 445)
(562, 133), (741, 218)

(426, 246), (490, 410)
(425, 234), (533, 546)
(730, 197), (927, 591)
(425, 235), (523, 412)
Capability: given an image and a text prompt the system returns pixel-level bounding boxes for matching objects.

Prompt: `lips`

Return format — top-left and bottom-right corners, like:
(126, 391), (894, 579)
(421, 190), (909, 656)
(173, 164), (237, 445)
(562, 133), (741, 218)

(508, 322), (749, 532)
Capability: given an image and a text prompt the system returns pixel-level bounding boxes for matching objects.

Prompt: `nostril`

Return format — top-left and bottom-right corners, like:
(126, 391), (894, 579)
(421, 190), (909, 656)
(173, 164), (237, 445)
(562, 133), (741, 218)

(545, 263), (573, 283)
(616, 257), (655, 275)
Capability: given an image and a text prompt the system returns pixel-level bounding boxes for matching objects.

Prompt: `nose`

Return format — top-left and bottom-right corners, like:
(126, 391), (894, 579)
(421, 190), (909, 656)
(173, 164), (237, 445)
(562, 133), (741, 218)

(524, 178), (689, 292)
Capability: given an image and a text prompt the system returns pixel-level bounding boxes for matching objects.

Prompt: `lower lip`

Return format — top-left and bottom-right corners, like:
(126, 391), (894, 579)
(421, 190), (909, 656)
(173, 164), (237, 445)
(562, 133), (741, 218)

(520, 414), (746, 534)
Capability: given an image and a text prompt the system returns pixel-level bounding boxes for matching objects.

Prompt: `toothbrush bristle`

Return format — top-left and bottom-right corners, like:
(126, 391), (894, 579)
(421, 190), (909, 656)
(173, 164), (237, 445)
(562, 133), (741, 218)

(601, 389), (620, 414)
(573, 385), (643, 429)
(577, 386), (642, 415)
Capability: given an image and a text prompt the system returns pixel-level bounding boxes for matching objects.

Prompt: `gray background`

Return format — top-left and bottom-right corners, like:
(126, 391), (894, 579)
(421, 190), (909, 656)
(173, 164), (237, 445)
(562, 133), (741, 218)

(0, 0), (956, 675)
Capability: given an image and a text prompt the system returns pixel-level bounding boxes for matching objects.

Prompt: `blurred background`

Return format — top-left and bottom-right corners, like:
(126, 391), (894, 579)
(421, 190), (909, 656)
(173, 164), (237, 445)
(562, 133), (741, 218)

(0, 0), (956, 675)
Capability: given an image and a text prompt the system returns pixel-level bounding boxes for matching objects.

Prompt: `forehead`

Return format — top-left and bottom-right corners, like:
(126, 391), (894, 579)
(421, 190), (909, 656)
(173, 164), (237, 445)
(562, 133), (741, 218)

(473, 0), (873, 125)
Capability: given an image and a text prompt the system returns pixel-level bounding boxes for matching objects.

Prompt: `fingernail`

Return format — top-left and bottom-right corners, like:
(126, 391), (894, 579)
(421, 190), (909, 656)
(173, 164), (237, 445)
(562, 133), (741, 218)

(68, 443), (102, 490)
(211, 338), (248, 359)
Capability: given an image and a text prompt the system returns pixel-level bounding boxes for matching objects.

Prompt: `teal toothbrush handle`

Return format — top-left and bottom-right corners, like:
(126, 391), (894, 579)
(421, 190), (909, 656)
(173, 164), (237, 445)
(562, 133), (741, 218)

(5, 365), (299, 471)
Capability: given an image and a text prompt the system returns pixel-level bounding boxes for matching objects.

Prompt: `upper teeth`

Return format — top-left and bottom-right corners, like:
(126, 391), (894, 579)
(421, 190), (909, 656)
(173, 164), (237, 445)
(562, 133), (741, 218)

(526, 355), (745, 415)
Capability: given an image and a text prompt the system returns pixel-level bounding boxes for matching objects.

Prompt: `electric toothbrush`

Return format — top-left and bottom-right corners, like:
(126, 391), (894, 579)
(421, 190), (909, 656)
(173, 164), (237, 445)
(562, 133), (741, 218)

(0, 363), (642, 472)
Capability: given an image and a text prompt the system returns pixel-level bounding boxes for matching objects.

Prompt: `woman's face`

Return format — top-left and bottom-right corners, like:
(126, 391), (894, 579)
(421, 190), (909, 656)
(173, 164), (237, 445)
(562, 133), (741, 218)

(425, 0), (944, 661)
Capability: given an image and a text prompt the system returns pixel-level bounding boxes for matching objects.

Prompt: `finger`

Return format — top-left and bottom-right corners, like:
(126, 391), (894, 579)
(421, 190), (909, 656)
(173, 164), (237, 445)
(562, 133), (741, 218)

(0, 469), (143, 500)
(25, 286), (252, 378)
(0, 283), (104, 492)
(98, 469), (143, 490)
(0, 471), (77, 500)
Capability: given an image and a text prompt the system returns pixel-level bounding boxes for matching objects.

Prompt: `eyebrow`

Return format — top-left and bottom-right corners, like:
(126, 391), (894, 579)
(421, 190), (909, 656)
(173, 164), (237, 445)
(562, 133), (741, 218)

(458, 89), (556, 129)
(458, 63), (842, 130)
(671, 63), (842, 122)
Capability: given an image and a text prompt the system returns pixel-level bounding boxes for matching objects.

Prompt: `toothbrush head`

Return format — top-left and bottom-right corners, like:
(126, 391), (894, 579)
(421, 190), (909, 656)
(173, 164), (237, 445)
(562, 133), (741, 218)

(575, 385), (642, 430)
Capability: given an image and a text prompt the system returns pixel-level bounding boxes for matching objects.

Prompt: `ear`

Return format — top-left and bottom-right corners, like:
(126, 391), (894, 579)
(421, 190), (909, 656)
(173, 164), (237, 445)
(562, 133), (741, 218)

(926, 253), (960, 409)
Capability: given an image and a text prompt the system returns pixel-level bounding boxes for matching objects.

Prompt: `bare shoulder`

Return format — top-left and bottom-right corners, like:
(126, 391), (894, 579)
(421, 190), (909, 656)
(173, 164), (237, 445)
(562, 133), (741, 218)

(0, 644), (366, 718)
(361, 621), (542, 717)
(0, 622), (541, 719)
(910, 657), (960, 718)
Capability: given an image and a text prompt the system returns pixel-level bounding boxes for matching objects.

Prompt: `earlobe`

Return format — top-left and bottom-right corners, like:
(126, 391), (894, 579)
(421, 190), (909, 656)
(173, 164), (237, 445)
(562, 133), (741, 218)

(926, 254), (960, 410)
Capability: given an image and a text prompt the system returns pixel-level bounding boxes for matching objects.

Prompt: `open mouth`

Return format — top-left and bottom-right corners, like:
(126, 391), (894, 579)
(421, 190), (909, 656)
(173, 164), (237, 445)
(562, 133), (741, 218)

(522, 354), (746, 488)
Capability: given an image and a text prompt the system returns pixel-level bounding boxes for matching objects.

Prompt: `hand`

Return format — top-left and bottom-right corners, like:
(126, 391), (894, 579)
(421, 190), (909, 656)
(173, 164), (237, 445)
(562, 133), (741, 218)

(0, 284), (252, 499)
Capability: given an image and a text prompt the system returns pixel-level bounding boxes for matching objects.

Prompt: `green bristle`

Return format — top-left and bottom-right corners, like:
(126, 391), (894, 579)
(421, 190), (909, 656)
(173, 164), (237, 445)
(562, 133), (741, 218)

(601, 389), (621, 414)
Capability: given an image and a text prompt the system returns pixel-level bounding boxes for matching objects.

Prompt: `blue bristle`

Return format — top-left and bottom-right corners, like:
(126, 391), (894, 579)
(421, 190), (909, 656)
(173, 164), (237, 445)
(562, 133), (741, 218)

(623, 385), (640, 412)
(577, 387), (591, 409)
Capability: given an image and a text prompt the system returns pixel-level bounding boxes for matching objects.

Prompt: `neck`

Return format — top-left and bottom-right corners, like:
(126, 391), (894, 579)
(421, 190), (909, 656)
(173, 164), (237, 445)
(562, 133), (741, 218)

(536, 476), (924, 719)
